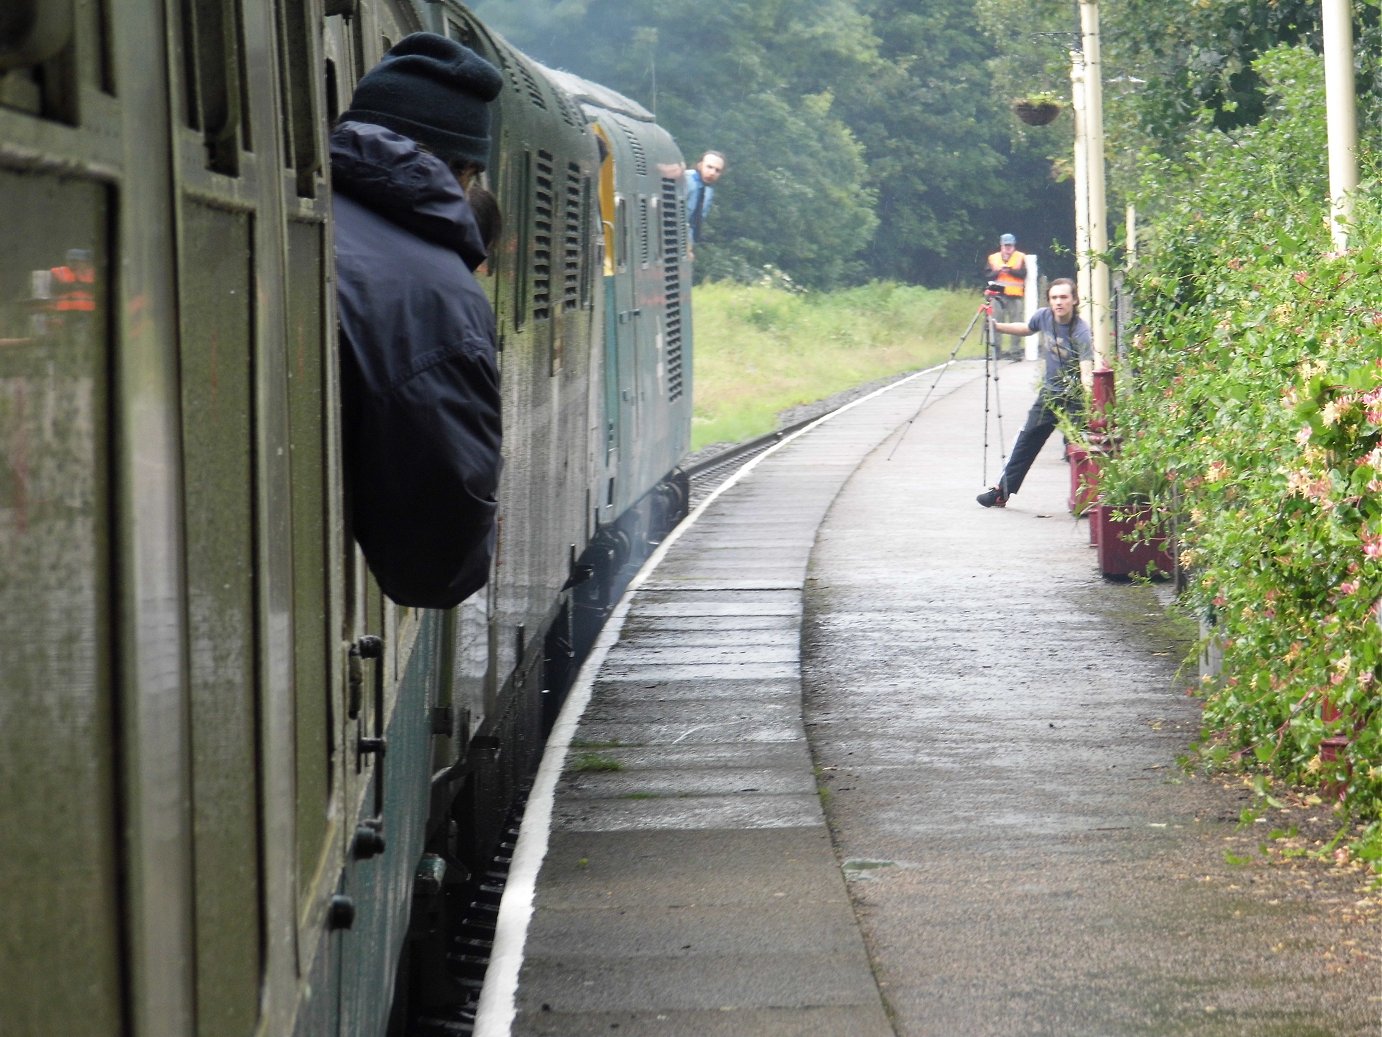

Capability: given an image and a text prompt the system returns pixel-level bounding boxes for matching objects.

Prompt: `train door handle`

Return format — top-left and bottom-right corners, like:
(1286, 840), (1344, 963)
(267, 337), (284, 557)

(347, 634), (383, 719)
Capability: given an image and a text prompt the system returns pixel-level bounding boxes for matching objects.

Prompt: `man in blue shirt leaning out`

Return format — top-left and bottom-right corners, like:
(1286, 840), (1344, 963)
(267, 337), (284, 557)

(683, 150), (725, 260)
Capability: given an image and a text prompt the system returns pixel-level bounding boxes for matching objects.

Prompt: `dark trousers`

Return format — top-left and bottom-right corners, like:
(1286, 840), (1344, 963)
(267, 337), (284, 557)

(999, 392), (1077, 496)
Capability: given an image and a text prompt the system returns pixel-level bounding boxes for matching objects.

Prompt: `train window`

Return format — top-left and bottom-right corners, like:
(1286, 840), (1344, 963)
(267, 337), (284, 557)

(0, 0), (89, 123)
(0, 2), (71, 75)
(1, 167), (120, 1032)
(274, 0), (321, 197)
(615, 197), (627, 273)
(593, 126), (616, 277)
(178, 0), (245, 175)
(324, 59), (340, 125)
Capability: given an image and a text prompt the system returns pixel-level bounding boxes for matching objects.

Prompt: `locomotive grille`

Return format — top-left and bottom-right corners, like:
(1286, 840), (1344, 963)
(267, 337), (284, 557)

(615, 116), (647, 176)
(552, 87), (585, 130)
(500, 50), (549, 111)
(533, 150), (554, 322)
(639, 197), (650, 268)
(661, 177), (685, 402)
(563, 163), (582, 311)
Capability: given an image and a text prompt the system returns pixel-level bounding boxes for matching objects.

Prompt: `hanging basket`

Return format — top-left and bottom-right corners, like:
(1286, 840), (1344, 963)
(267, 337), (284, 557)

(1012, 100), (1062, 126)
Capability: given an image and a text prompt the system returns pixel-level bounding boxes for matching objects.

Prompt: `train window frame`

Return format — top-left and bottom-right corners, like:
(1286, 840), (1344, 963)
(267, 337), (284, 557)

(615, 196), (627, 273)
(177, 0), (245, 175)
(579, 174), (594, 309)
(273, 0), (321, 198)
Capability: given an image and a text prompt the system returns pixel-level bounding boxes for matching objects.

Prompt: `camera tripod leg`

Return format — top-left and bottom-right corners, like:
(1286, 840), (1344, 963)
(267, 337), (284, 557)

(981, 306), (1008, 486)
(885, 298), (989, 461)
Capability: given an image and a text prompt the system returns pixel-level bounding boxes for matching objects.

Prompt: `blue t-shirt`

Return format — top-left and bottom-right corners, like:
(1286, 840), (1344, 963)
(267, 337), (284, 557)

(1027, 307), (1092, 395)
(683, 169), (714, 242)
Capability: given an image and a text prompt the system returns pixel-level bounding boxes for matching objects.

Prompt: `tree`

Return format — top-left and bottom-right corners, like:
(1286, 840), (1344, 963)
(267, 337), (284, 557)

(842, 0), (1075, 286)
(472, 0), (880, 289)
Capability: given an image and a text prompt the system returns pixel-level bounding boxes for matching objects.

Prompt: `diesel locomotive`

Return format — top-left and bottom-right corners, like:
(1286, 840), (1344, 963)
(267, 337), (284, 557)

(0, 1), (690, 1034)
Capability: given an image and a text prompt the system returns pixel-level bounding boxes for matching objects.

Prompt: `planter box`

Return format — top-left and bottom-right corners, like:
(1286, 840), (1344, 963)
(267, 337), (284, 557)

(1093, 502), (1173, 579)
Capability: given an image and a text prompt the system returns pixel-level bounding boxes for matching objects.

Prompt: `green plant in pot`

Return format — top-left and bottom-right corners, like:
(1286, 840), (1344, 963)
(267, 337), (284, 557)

(1012, 90), (1064, 125)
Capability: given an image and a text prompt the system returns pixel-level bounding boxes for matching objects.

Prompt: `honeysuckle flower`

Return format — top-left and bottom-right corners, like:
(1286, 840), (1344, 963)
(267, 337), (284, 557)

(1362, 529), (1382, 559)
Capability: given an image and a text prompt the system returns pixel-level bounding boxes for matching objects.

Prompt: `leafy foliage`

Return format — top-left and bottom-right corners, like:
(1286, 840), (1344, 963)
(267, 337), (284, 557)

(470, 0), (1073, 289)
(1102, 44), (1382, 833)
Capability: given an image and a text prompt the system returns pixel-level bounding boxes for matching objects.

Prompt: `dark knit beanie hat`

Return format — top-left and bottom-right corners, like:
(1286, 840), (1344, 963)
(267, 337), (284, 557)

(342, 33), (503, 169)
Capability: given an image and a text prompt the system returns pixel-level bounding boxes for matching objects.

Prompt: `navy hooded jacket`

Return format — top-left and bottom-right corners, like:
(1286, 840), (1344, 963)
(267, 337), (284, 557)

(331, 121), (502, 608)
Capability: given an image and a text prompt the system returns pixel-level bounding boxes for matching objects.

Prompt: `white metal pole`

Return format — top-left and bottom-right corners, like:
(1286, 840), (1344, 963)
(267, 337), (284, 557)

(1071, 51), (1090, 322)
(1125, 204), (1136, 268)
(1080, 0), (1112, 370)
(1322, 0), (1358, 251)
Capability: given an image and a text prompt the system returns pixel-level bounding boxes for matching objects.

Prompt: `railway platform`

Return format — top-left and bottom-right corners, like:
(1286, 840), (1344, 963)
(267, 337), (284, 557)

(473, 357), (1381, 1037)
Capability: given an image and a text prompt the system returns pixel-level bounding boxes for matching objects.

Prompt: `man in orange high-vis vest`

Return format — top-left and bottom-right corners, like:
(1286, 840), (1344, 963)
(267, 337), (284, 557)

(47, 248), (96, 330)
(984, 233), (1026, 360)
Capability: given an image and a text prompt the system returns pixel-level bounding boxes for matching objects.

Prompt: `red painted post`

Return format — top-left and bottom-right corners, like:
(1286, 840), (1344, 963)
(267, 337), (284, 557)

(1089, 366), (1115, 433)
(1320, 695), (1351, 802)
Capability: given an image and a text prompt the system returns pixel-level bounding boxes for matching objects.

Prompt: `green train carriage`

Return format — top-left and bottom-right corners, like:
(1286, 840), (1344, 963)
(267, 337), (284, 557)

(0, 1), (691, 1034)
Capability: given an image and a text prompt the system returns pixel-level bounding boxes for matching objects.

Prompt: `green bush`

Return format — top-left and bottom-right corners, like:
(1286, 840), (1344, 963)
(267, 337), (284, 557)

(1105, 45), (1382, 845)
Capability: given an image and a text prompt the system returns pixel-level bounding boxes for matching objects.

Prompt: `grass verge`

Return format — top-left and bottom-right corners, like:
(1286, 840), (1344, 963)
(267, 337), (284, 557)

(690, 280), (988, 451)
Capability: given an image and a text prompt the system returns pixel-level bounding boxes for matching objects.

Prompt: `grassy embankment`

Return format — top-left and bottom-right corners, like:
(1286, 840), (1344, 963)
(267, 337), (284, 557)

(690, 281), (985, 451)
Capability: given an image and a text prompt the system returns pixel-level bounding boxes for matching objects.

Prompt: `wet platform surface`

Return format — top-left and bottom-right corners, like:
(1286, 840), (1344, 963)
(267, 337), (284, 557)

(474, 358), (1382, 1037)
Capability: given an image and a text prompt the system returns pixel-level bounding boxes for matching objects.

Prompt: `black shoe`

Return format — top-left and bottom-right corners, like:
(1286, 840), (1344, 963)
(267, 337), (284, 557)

(976, 486), (1007, 508)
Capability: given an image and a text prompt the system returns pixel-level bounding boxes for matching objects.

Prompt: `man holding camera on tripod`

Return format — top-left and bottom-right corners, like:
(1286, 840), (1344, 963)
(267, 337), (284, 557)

(976, 277), (1093, 509)
(984, 233), (1027, 360)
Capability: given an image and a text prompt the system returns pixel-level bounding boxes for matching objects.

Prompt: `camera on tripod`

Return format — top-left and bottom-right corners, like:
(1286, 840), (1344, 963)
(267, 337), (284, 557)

(985, 280), (1006, 295)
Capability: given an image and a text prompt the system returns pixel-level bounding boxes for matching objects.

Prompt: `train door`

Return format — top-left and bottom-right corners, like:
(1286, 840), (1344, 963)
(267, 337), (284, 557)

(598, 116), (642, 512)
(594, 123), (623, 478)
(3, 0), (342, 1033)
(169, 0), (349, 1033)
(0, 6), (133, 1034)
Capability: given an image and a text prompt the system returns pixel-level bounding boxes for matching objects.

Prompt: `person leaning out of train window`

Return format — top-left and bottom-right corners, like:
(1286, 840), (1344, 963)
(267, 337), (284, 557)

(682, 150), (725, 261)
(466, 182), (502, 275)
(330, 32), (505, 608)
(976, 277), (1093, 510)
